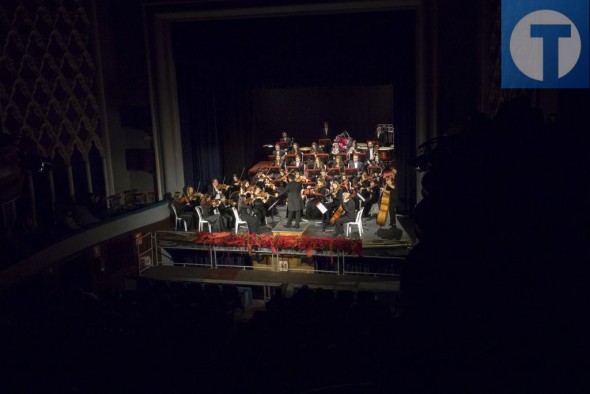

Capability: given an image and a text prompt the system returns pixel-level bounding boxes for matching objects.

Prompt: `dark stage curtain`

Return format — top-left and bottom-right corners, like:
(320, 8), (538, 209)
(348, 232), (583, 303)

(176, 69), (256, 189)
(173, 10), (416, 212)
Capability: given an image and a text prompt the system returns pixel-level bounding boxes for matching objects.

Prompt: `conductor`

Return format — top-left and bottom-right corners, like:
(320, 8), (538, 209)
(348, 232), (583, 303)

(277, 173), (303, 229)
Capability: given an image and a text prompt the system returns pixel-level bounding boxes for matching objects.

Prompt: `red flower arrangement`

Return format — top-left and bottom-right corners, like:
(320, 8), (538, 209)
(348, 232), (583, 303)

(193, 232), (362, 258)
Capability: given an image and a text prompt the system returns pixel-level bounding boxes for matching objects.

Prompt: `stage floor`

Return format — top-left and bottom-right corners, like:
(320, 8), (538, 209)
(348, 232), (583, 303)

(266, 204), (414, 251)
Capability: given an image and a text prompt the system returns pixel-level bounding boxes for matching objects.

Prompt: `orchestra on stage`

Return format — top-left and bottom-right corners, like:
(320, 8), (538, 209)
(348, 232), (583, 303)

(172, 125), (399, 237)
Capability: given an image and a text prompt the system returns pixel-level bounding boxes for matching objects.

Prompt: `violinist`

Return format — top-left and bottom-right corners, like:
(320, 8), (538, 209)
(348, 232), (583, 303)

(199, 195), (222, 232)
(318, 169), (332, 188)
(304, 178), (328, 220)
(208, 178), (223, 200)
(263, 179), (280, 217)
(333, 192), (357, 237)
(238, 195), (262, 234)
(231, 174), (241, 192)
(384, 169), (401, 229)
(180, 185), (200, 209)
(273, 169), (288, 188)
(253, 171), (268, 189)
(251, 186), (269, 225)
(217, 194), (235, 230)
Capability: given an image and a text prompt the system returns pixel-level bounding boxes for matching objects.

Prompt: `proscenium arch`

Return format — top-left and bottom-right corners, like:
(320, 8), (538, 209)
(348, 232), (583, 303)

(143, 0), (434, 203)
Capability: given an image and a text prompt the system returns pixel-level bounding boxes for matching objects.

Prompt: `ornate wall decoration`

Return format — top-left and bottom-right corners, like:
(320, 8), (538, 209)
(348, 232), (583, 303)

(0, 0), (104, 167)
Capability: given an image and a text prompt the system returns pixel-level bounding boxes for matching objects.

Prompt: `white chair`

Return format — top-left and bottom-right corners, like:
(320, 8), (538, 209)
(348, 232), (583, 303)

(345, 210), (364, 238)
(170, 204), (188, 231)
(231, 207), (249, 234)
(194, 206), (212, 233)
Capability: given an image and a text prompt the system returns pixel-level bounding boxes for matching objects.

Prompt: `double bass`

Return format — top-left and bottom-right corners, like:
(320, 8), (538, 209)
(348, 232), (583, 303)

(376, 173), (396, 226)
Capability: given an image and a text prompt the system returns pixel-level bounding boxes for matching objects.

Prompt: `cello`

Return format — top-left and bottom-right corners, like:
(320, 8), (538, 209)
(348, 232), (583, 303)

(376, 172), (396, 226)
(330, 205), (344, 224)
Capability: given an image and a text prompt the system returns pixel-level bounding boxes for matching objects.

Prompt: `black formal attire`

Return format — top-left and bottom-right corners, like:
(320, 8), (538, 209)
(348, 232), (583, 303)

(304, 186), (327, 220)
(217, 202), (234, 230)
(277, 180), (303, 228)
(199, 201), (222, 232)
(385, 184), (400, 228)
(207, 184), (223, 200)
(334, 198), (356, 236)
(320, 127), (332, 139)
(323, 188), (343, 229)
(239, 203), (262, 234)
(362, 184), (381, 217)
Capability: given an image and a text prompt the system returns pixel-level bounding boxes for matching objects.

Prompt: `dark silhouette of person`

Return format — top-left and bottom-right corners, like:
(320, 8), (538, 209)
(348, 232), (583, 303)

(277, 173), (303, 228)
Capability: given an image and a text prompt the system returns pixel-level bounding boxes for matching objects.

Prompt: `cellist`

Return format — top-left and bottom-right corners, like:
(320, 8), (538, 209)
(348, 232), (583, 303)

(333, 192), (356, 237)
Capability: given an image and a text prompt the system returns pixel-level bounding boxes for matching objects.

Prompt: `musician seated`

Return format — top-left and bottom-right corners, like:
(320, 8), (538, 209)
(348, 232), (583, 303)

(333, 192), (357, 237)
(310, 141), (322, 154)
(322, 182), (343, 230)
(304, 178), (328, 220)
(289, 142), (302, 157)
(198, 195), (222, 232)
(329, 156), (345, 170)
(250, 186), (269, 225)
(271, 154), (285, 170)
(308, 156), (326, 171)
(272, 143), (286, 157)
(238, 195), (263, 234)
(217, 195), (235, 229)
(179, 185), (200, 210)
(290, 155), (305, 171)
(253, 171), (268, 189)
(208, 178), (223, 200)
(347, 154), (363, 171)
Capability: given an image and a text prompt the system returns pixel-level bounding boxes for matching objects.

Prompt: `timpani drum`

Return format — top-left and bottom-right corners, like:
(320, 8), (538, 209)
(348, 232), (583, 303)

(299, 147), (311, 152)
(378, 146), (394, 161)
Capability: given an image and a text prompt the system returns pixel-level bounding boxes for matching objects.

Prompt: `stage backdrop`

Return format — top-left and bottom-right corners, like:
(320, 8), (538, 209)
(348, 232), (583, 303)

(252, 85), (393, 146)
(173, 10), (416, 213)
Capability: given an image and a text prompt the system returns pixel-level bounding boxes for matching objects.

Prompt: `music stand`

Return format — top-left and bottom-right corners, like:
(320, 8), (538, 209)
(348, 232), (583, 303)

(277, 141), (288, 148)
(318, 138), (331, 148)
